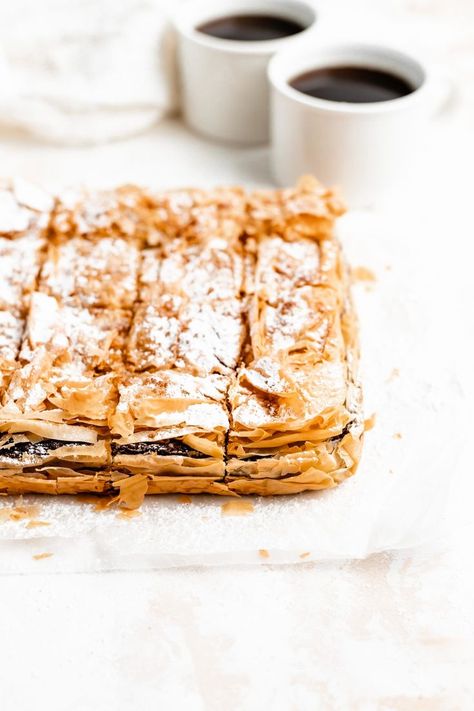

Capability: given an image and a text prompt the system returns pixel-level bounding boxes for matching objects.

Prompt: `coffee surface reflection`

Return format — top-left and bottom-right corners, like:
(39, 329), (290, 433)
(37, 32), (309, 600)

(197, 13), (305, 42)
(290, 66), (415, 103)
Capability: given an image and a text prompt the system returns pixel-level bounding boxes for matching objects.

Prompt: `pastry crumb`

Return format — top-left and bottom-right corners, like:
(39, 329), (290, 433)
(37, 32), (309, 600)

(259, 548), (270, 559)
(387, 368), (400, 382)
(76, 495), (115, 511)
(0, 502), (41, 523)
(117, 509), (141, 520)
(299, 552), (311, 559)
(353, 266), (376, 283)
(364, 413), (376, 431)
(26, 520), (50, 529)
(178, 495), (192, 504)
(113, 474), (148, 511)
(33, 552), (53, 561)
(221, 500), (254, 516)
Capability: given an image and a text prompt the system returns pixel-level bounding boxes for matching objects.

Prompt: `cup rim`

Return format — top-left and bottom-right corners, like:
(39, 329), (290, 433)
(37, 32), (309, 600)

(173, 0), (318, 55)
(268, 42), (432, 113)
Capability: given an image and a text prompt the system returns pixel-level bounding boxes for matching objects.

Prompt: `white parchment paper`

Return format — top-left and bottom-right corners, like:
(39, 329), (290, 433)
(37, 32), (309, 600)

(0, 205), (469, 573)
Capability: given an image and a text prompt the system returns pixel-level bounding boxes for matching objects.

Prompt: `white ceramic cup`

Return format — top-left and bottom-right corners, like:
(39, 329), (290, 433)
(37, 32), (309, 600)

(269, 43), (443, 204)
(174, 0), (318, 145)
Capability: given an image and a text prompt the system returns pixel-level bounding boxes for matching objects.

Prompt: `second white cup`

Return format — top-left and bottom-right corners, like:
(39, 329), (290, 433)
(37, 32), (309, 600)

(268, 43), (442, 204)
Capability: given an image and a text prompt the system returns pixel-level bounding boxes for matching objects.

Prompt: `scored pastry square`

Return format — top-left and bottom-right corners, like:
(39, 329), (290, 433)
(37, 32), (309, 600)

(0, 178), (363, 498)
(1, 293), (130, 427)
(157, 237), (244, 302)
(51, 186), (155, 242)
(246, 178), (345, 241)
(0, 294), (131, 473)
(0, 234), (46, 315)
(40, 235), (140, 309)
(127, 300), (181, 372)
(127, 297), (245, 376)
(0, 178), (51, 317)
(174, 299), (245, 376)
(141, 186), (247, 245)
(111, 370), (229, 481)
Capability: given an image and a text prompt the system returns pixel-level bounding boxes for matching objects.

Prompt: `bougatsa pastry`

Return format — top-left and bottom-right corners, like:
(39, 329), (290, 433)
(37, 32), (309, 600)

(0, 177), (363, 502)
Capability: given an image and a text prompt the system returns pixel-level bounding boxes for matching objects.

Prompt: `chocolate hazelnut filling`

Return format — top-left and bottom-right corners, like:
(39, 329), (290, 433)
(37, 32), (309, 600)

(0, 439), (89, 461)
(112, 440), (209, 459)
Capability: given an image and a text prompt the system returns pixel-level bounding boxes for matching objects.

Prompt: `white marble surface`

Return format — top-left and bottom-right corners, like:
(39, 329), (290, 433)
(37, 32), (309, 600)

(0, 0), (474, 708)
(1, 531), (474, 709)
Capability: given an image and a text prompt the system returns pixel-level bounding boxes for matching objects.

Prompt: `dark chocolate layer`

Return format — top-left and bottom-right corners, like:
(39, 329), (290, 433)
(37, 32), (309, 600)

(112, 439), (209, 459)
(0, 439), (89, 461)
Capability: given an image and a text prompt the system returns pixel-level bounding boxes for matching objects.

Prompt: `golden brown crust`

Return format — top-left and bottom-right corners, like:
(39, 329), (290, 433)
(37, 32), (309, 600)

(0, 177), (362, 502)
(246, 175), (345, 242)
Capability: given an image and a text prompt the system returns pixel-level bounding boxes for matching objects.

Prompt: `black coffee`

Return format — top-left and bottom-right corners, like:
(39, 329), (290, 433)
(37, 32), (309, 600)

(290, 66), (414, 103)
(197, 14), (305, 41)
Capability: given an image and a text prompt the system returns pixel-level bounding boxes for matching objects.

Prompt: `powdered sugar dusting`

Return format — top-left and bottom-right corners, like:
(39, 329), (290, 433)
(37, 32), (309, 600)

(262, 288), (329, 354)
(0, 191), (32, 233)
(127, 302), (180, 370)
(0, 311), (23, 364)
(175, 301), (244, 376)
(0, 234), (45, 314)
(255, 235), (321, 301)
(126, 206), (246, 379)
(40, 236), (140, 309)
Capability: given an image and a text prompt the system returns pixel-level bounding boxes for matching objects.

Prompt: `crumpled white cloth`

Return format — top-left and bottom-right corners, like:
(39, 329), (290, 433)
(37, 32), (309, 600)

(0, 0), (178, 144)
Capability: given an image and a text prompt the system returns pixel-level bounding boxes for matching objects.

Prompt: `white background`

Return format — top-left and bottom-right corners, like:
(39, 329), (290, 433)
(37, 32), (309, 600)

(0, 0), (473, 708)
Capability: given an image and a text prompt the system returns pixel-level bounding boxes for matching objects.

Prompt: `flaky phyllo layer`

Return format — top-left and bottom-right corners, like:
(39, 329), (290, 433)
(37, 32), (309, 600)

(0, 176), (363, 501)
